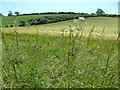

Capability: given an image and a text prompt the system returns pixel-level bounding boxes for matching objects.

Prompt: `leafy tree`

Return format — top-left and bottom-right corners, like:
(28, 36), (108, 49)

(15, 11), (19, 16)
(96, 9), (105, 16)
(28, 19), (37, 25)
(8, 10), (13, 16)
(0, 13), (3, 17)
(91, 13), (96, 15)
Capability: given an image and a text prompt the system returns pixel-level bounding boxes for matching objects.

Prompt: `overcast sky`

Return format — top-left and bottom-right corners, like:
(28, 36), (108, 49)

(0, 0), (119, 16)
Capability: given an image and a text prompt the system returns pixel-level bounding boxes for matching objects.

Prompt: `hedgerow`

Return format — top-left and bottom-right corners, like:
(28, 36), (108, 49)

(27, 14), (79, 26)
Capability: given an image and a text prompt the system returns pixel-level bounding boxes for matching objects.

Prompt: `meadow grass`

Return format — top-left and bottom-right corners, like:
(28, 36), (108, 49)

(1, 16), (119, 88)
(0, 16), (2, 89)
(2, 31), (118, 88)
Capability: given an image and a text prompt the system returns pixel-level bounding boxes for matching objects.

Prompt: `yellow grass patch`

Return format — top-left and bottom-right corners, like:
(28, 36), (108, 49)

(2, 28), (118, 40)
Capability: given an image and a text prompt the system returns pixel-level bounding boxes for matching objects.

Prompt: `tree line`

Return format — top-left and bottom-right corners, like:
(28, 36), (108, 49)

(3, 8), (119, 27)
(9, 14), (80, 27)
(1, 9), (118, 17)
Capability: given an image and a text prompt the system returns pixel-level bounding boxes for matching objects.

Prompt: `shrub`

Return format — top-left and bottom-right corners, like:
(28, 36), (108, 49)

(39, 18), (49, 24)
(28, 19), (37, 25)
(10, 25), (13, 27)
(5, 26), (9, 28)
(19, 20), (26, 27)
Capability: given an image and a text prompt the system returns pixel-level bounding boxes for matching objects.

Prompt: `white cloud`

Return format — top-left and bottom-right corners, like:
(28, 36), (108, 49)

(0, 0), (119, 2)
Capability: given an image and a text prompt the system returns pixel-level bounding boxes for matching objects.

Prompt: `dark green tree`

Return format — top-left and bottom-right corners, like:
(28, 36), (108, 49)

(96, 8), (105, 16)
(0, 13), (3, 17)
(91, 13), (96, 15)
(8, 10), (13, 16)
(15, 11), (19, 16)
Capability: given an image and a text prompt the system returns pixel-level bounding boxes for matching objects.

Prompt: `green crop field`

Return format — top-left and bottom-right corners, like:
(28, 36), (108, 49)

(1, 16), (119, 88)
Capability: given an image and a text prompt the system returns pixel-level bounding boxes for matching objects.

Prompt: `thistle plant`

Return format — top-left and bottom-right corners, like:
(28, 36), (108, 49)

(1, 29), (8, 50)
(12, 64), (19, 82)
(104, 32), (120, 75)
(36, 28), (39, 43)
(0, 21), (2, 89)
(60, 28), (66, 46)
(74, 17), (85, 38)
(116, 32), (120, 41)
(86, 26), (95, 47)
(13, 16), (19, 48)
(101, 27), (105, 39)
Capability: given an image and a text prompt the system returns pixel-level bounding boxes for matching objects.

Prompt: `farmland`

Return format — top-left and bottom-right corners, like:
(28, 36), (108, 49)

(2, 14), (60, 26)
(2, 14), (78, 27)
(1, 16), (119, 88)
(3, 17), (118, 34)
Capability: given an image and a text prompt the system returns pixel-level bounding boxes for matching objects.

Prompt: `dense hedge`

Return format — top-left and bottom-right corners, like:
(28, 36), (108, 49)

(20, 12), (79, 16)
(18, 13), (119, 27)
(27, 14), (79, 26)
(19, 12), (119, 17)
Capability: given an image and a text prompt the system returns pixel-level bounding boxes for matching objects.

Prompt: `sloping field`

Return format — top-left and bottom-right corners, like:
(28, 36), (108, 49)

(2, 17), (118, 39)
(2, 14), (72, 27)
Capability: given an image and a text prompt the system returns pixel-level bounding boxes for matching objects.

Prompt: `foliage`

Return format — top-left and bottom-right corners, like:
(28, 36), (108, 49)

(0, 13), (3, 17)
(9, 25), (13, 27)
(22, 13), (40, 16)
(19, 20), (26, 27)
(8, 10), (13, 16)
(27, 15), (79, 26)
(5, 26), (8, 28)
(15, 12), (20, 16)
(106, 14), (118, 17)
(96, 9), (105, 16)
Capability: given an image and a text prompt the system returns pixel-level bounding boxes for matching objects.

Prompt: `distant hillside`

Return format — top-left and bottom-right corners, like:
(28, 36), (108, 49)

(2, 13), (119, 27)
(2, 14), (66, 27)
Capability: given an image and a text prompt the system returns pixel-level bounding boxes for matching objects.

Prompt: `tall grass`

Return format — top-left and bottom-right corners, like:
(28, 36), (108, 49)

(1, 18), (118, 88)
(0, 27), (2, 90)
